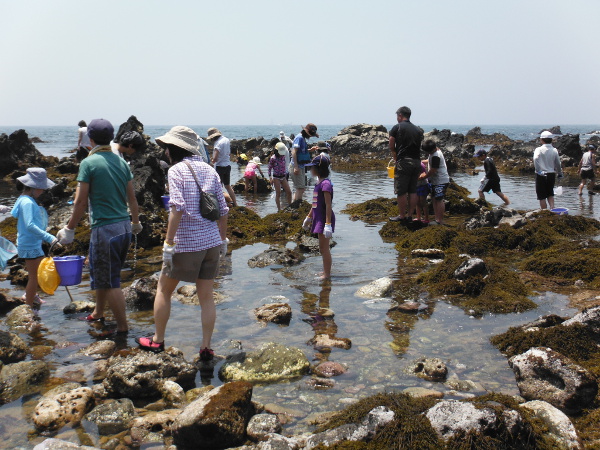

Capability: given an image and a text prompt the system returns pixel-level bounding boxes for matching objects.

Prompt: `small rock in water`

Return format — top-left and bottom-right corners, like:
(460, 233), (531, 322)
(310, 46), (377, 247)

(6, 304), (38, 332)
(389, 301), (427, 313)
(33, 386), (94, 431)
(247, 413), (282, 442)
(355, 277), (393, 298)
(248, 246), (305, 268)
(311, 334), (352, 351)
(298, 235), (336, 253)
(83, 398), (135, 435)
(33, 438), (98, 450)
(0, 330), (28, 363)
(304, 377), (336, 390)
(177, 284), (196, 297)
(254, 303), (292, 325)
(63, 301), (95, 314)
(409, 357), (448, 381)
(79, 340), (116, 359)
(0, 292), (24, 314)
(123, 275), (159, 310)
(313, 361), (346, 378)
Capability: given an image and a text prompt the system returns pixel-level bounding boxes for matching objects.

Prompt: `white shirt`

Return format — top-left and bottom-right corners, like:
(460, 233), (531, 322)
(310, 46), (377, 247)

(213, 136), (231, 167)
(428, 149), (450, 185)
(533, 144), (562, 175)
(78, 127), (91, 148)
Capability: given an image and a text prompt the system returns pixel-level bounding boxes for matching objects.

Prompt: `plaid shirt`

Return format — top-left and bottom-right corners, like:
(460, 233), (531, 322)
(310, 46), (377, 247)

(168, 156), (229, 253)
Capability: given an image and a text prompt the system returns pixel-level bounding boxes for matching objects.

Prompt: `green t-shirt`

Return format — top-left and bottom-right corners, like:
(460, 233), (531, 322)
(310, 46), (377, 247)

(77, 148), (133, 228)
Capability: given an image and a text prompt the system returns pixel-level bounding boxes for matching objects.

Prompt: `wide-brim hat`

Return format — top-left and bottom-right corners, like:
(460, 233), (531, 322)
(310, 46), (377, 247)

(275, 143), (287, 155)
(155, 126), (202, 157)
(303, 123), (319, 138)
(17, 168), (55, 190)
(207, 127), (222, 140)
(305, 154), (330, 168)
(252, 156), (262, 165)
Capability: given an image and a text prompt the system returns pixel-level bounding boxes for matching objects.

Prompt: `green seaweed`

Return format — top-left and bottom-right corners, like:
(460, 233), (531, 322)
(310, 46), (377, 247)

(521, 245), (600, 285)
(396, 226), (459, 252)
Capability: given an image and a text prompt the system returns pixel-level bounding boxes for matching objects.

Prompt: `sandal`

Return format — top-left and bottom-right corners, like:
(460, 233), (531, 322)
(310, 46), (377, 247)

(135, 336), (165, 353)
(78, 314), (105, 323)
(199, 347), (215, 361)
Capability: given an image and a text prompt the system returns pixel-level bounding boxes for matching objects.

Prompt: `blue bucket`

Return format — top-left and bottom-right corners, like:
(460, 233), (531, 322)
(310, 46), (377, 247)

(551, 207), (569, 215)
(53, 256), (85, 286)
(161, 195), (170, 211)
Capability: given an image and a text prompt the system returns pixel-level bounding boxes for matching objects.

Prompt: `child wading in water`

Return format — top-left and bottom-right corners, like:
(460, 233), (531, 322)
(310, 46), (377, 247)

(302, 155), (334, 280)
(269, 143), (293, 210)
(11, 168), (59, 307)
(578, 143), (597, 196)
(475, 149), (510, 205)
(244, 157), (265, 194)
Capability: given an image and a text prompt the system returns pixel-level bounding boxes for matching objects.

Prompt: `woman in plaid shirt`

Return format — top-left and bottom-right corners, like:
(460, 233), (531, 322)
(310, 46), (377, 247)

(136, 126), (229, 361)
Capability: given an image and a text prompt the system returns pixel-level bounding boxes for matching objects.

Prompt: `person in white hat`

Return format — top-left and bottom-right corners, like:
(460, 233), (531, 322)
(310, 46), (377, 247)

(10, 168), (60, 307)
(269, 143), (293, 210)
(533, 130), (563, 209)
(279, 131), (293, 151)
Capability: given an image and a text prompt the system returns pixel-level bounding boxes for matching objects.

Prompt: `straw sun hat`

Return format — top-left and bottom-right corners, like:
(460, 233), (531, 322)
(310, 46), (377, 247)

(207, 128), (222, 140)
(155, 126), (203, 157)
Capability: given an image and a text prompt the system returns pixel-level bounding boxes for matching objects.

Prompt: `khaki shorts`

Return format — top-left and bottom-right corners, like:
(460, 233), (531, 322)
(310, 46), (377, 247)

(289, 163), (307, 189)
(163, 246), (221, 282)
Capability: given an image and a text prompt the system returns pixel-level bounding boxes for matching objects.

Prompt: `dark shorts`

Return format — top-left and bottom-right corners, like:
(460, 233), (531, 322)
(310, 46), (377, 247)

(416, 184), (430, 197)
(394, 158), (421, 196)
(89, 220), (132, 290)
(536, 173), (556, 200)
(432, 184), (449, 200)
(480, 179), (502, 193)
(215, 165), (232, 186)
(162, 246), (221, 283)
(581, 169), (595, 180)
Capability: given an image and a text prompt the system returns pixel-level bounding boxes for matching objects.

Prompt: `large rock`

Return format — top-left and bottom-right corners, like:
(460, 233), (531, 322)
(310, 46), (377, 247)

(555, 134), (581, 160)
(248, 246), (304, 268)
(328, 124), (389, 159)
(233, 176), (272, 194)
(247, 414), (282, 442)
(0, 130), (52, 176)
(409, 357), (448, 381)
(562, 305), (600, 335)
(453, 258), (487, 280)
(33, 439), (98, 450)
(219, 342), (309, 383)
(0, 360), (49, 404)
(172, 381), (255, 449)
(355, 277), (393, 298)
(78, 340), (116, 359)
(426, 400), (498, 440)
(521, 400), (582, 449)
(33, 386), (95, 431)
(6, 304), (38, 332)
(130, 409), (181, 445)
(0, 330), (28, 363)
(254, 303), (292, 325)
(305, 406), (395, 449)
(508, 347), (598, 414)
(123, 275), (158, 309)
(103, 347), (197, 398)
(83, 398), (136, 435)
(0, 291), (24, 314)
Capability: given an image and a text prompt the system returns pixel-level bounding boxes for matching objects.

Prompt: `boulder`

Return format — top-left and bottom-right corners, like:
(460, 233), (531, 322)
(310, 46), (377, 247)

(425, 400), (498, 440)
(508, 347), (598, 414)
(454, 258), (487, 280)
(33, 386), (94, 431)
(130, 409), (181, 445)
(409, 357), (448, 381)
(313, 361), (346, 378)
(33, 439), (98, 450)
(328, 124), (389, 159)
(0, 130), (52, 176)
(123, 275), (158, 309)
(63, 301), (96, 314)
(6, 304), (38, 332)
(248, 246), (304, 268)
(305, 406), (395, 449)
(233, 176), (272, 194)
(83, 398), (136, 435)
(539, 126), (563, 135)
(555, 134), (581, 160)
(0, 292), (24, 314)
(254, 303), (292, 325)
(355, 277), (393, 298)
(0, 330), (28, 363)
(521, 400), (582, 449)
(103, 347), (197, 398)
(247, 414), (282, 442)
(219, 342), (309, 383)
(172, 381), (255, 449)
(0, 360), (49, 404)
(78, 340), (116, 359)
(298, 235), (336, 253)
(562, 305), (600, 335)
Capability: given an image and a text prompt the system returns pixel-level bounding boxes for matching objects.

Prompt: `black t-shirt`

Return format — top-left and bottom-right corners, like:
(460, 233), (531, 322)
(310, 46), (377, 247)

(484, 157), (500, 182)
(389, 121), (424, 159)
(430, 156), (441, 169)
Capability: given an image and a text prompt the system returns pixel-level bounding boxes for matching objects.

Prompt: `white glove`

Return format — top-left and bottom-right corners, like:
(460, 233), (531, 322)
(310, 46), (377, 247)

(323, 224), (333, 239)
(220, 238), (229, 257)
(131, 222), (143, 235)
(302, 216), (313, 231)
(57, 227), (75, 245)
(163, 241), (176, 270)
(0, 205), (9, 214)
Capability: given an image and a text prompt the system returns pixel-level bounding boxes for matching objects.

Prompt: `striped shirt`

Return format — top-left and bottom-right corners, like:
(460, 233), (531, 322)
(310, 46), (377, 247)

(168, 156), (229, 253)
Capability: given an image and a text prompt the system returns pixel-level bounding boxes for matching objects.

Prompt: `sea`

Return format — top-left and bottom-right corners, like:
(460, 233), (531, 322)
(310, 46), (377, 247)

(1, 124), (599, 159)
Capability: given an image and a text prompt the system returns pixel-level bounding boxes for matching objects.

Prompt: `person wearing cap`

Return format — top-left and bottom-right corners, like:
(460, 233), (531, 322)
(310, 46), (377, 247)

(290, 123), (319, 201)
(389, 106), (424, 222)
(302, 154), (335, 280)
(578, 144), (597, 196)
(475, 149), (510, 205)
(533, 131), (563, 209)
(243, 156), (265, 194)
(136, 126), (229, 360)
(57, 118), (142, 333)
(11, 168), (60, 307)
(279, 131), (293, 151)
(269, 143), (293, 210)
(207, 128), (237, 207)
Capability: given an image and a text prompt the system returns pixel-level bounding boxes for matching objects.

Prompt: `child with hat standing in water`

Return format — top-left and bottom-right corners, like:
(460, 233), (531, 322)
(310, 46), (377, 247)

(11, 168), (60, 307)
(244, 157), (265, 194)
(475, 149), (510, 205)
(269, 143), (293, 210)
(302, 155), (335, 280)
(578, 144), (597, 196)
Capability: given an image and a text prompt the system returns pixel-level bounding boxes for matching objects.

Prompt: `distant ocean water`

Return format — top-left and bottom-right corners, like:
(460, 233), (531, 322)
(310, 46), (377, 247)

(0, 124), (598, 159)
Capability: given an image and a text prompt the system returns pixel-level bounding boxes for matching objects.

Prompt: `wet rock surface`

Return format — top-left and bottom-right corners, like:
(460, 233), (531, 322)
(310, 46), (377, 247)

(453, 257), (487, 280)
(0, 360), (49, 404)
(63, 300), (96, 314)
(0, 330), (28, 363)
(6, 304), (38, 332)
(522, 400), (582, 449)
(562, 305), (600, 335)
(83, 398), (135, 435)
(247, 413), (283, 442)
(254, 303), (292, 325)
(130, 409), (181, 445)
(313, 361), (346, 378)
(33, 386), (94, 431)
(33, 438), (98, 450)
(0, 129), (53, 176)
(355, 277), (393, 298)
(248, 246), (305, 268)
(79, 340), (116, 359)
(409, 357), (448, 381)
(123, 275), (158, 309)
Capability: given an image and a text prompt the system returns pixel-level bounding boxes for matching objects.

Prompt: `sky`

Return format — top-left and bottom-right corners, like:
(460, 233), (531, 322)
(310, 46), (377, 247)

(0, 0), (598, 126)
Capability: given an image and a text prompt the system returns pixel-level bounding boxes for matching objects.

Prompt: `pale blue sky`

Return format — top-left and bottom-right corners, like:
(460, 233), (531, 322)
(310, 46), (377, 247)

(1, 0), (598, 126)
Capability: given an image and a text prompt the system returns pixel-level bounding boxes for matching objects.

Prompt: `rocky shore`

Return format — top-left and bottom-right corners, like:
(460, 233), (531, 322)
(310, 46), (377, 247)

(0, 122), (599, 448)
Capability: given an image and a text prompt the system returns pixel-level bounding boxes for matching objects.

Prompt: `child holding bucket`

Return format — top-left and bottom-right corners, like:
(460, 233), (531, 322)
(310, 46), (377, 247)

(11, 168), (60, 307)
(302, 155), (335, 280)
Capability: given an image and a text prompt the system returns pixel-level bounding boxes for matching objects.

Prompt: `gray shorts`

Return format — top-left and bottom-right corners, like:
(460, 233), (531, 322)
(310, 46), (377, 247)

(89, 220), (131, 290)
(162, 245), (221, 283)
(289, 164), (307, 189)
(394, 158), (421, 196)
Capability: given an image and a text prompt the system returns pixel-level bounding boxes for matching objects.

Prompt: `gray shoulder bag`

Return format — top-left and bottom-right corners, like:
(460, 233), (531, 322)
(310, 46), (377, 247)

(183, 161), (220, 221)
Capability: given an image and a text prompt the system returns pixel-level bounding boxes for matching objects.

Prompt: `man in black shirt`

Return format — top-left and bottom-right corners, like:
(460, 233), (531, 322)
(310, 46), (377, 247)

(475, 149), (510, 205)
(388, 106), (424, 222)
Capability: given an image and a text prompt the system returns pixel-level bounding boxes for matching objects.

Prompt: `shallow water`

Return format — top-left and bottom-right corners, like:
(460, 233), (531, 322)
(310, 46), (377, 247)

(0, 167), (589, 448)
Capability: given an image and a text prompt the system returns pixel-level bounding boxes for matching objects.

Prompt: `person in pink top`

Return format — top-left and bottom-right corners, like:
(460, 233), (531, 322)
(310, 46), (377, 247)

(269, 143), (292, 210)
(136, 126), (229, 361)
(244, 157), (265, 194)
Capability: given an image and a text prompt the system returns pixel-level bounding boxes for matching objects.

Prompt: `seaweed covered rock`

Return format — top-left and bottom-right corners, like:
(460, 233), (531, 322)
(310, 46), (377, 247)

(562, 305), (600, 335)
(508, 347), (598, 414)
(254, 303), (292, 325)
(248, 246), (304, 268)
(33, 386), (95, 431)
(0, 360), (49, 404)
(219, 342), (309, 383)
(123, 275), (158, 310)
(0, 330), (28, 363)
(103, 347), (197, 398)
(409, 357), (448, 381)
(172, 381), (255, 449)
(453, 257), (487, 280)
(425, 400), (500, 440)
(521, 400), (582, 449)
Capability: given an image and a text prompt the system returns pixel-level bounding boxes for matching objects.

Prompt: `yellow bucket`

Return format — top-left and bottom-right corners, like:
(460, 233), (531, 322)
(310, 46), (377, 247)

(387, 159), (395, 179)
